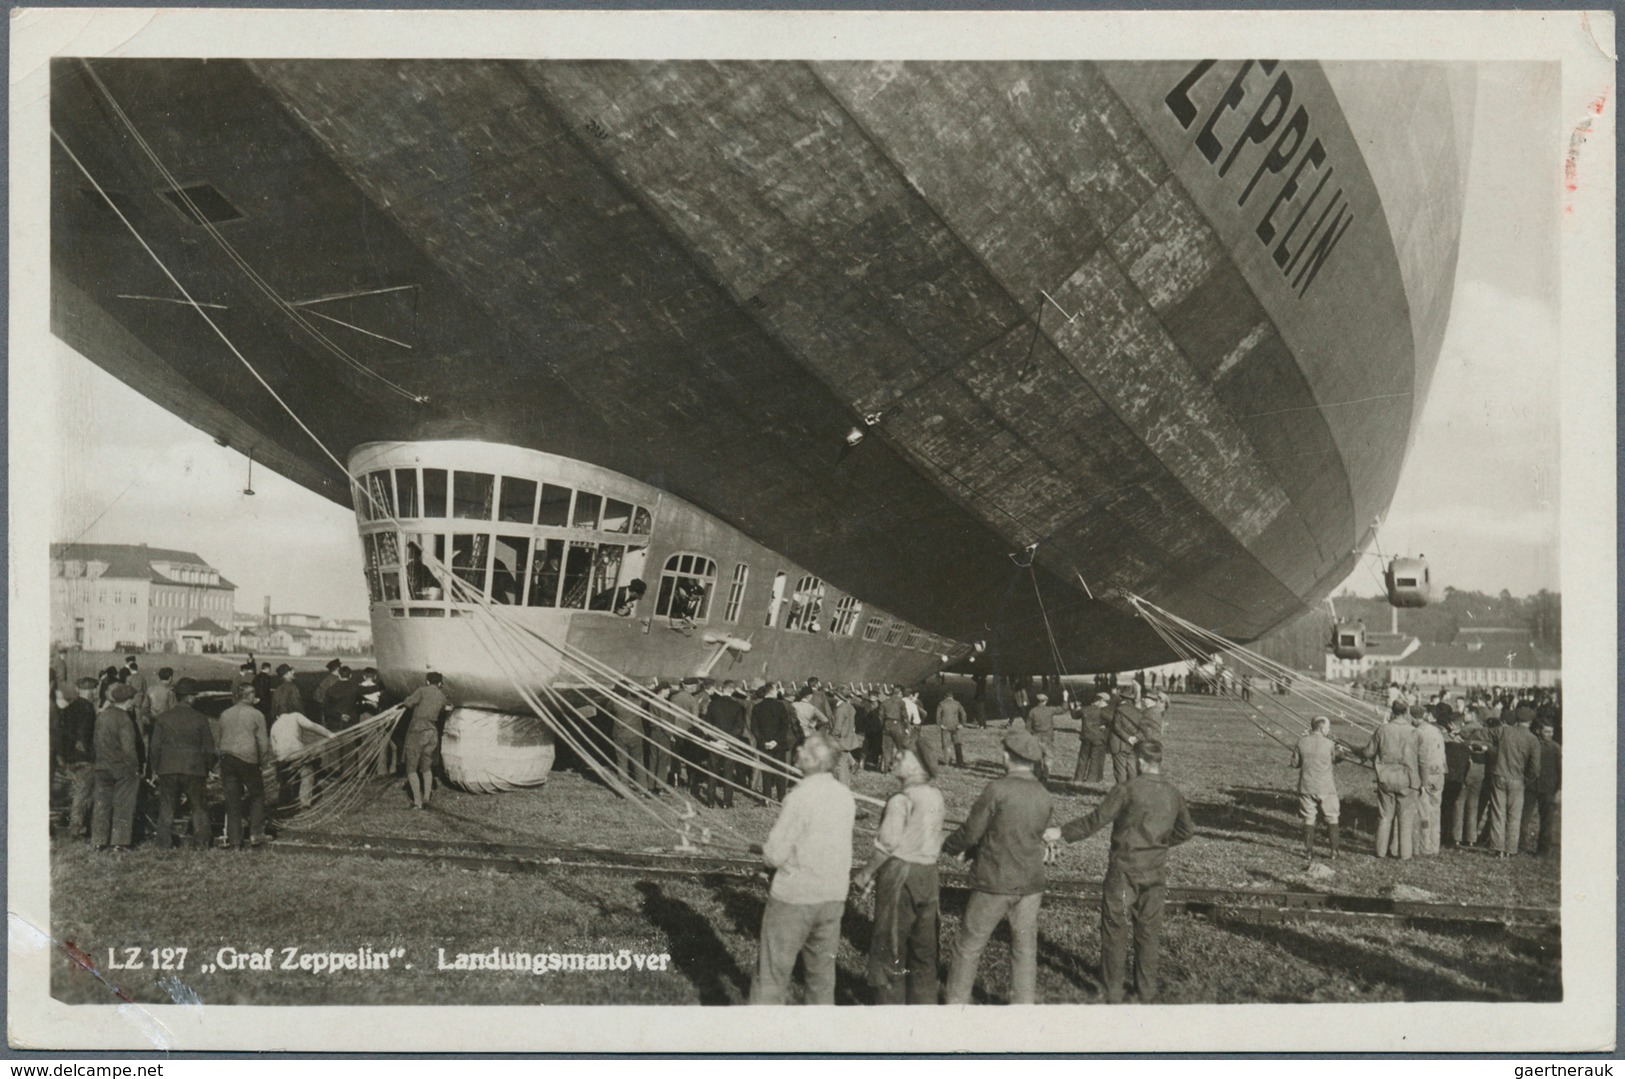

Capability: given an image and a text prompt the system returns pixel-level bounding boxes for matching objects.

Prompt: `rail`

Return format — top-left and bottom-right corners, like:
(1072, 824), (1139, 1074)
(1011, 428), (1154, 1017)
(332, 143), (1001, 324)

(273, 829), (1559, 931)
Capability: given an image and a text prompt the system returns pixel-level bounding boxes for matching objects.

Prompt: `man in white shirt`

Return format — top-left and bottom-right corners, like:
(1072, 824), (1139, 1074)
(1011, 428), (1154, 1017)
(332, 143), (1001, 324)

(271, 710), (334, 810)
(750, 733), (856, 1005)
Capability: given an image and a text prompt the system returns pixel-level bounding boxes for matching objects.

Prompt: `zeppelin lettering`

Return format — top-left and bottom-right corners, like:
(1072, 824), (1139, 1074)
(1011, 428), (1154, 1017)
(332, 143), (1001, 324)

(1165, 60), (1354, 299)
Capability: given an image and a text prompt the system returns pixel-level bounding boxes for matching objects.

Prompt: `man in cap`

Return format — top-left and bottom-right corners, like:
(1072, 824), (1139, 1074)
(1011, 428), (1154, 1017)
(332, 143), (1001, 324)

(942, 730), (1055, 1004)
(90, 681), (143, 850)
(312, 658), (343, 715)
(57, 677), (101, 836)
(1362, 701), (1421, 860)
(1290, 716), (1344, 865)
(148, 678), (217, 849)
(1072, 692), (1111, 786)
(321, 665), (363, 733)
(271, 663), (305, 720)
(1138, 687), (1170, 743)
(1107, 689), (1150, 788)
(1046, 739), (1194, 1004)
(1025, 692), (1063, 778)
(1411, 705), (1448, 856)
(750, 733), (855, 1004)
(854, 745), (945, 1004)
(878, 685), (910, 774)
(1487, 706), (1542, 857)
(217, 683), (272, 848)
(933, 690), (966, 769)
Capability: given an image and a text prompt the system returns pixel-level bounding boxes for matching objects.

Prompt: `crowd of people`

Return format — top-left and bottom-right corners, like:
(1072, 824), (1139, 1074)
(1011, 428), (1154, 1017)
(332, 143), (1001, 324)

(46, 653), (444, 851)
(50, 653), (1561, 1004)
(1333, 689), (1562, 864)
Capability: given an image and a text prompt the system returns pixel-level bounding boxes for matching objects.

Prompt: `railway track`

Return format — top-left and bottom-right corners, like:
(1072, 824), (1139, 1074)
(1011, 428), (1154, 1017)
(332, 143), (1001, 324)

(274, 829), (1559, 932)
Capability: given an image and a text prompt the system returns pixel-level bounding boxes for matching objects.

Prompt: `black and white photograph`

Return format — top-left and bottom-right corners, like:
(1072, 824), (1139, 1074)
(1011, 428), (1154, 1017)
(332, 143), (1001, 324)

(9, 7), (1615, 1053)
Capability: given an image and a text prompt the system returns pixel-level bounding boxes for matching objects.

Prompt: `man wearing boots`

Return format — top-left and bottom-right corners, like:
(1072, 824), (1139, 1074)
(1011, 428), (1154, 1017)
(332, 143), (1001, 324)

(1290, 716), (1344, 865)
(1045, 739), (1194, 1004)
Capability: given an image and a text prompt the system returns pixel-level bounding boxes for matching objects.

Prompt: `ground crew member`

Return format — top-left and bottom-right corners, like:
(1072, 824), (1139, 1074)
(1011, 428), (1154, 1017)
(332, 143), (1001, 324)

(703, 680), (750, 807)
(607, 684), (652, 797)
(1290, 716), (1343, 864)
(89, 683), (143, 850)
(1488, 707), (1541, 857)
(144, 668), (177, 738)
(271, 664), (305, 719)
(1362, 701), (1420, 860)
(148, 678), (217, 849)
(123, 657), (150, 731)
(879, 686), (910, 773)
(1523, 720), (1561, 855)
(401, 672), (450, 810)
(942, 731), (1054, 1005)
(936, 692), (967, 768)
(1451, 709), (1492, 846)
(1025, 693), (1062, 778)
(58, 678), (100, 836)
(1108, 691), (1148, 787)
(217, 683), (272, 848)
(853, 746), (945, 1005)
(750, 684), (797, 803)
(1412, 705), (1447, 855)
(1046, 739), (1194, 1004)
(828, 687), (862, 785)
(750, 734), (854, 1005)
(1072, 692), (1111, 786)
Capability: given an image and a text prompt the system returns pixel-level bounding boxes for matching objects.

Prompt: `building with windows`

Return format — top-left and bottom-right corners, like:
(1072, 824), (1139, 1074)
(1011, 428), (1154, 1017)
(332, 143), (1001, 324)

(1389, 637), (1561, 690)
(51, 543), (237, 652)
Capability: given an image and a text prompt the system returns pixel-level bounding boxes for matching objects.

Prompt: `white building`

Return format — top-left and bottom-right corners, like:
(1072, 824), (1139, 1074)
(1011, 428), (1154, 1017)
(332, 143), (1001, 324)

(51, 543), (237, 652)
(1390, 639), (1561, 690)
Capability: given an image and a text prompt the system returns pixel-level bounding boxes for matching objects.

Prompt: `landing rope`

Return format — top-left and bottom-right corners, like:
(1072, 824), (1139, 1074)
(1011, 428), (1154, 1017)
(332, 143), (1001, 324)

(1127, 594), (1383, 764)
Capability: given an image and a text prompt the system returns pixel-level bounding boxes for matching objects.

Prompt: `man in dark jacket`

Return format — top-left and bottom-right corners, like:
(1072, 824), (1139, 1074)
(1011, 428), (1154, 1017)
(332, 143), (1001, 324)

(750, 684), (797, 803)
(148, 678), (217, 849)
(1047, 739), (1194, 1003)
(58, 677), (101, 836)
(90, 683), (144, 850)
(1522, 720), (1561, 855)
(251, 662), (277, 720)
(703, 681), (750, 808)
(271, 664), (305, 719)
(321, 666), (363, 731)
(1108, 693), (1148, 787)
(1072, 692), (1111, 786)
(1489, 707), (1542, 857)
(942, 731), (1055, 1004)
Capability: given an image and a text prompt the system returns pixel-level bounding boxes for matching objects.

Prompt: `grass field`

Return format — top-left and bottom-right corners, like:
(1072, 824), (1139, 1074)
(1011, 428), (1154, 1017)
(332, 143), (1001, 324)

(48, 693), (1560, 1006)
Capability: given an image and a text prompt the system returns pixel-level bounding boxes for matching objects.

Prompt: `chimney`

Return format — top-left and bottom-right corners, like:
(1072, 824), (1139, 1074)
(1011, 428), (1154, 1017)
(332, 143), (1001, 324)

(263, 595), (271, 622)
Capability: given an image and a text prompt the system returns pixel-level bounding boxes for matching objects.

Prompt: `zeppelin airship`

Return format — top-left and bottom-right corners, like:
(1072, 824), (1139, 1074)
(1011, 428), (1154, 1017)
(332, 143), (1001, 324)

(50, 59), (1474, 769)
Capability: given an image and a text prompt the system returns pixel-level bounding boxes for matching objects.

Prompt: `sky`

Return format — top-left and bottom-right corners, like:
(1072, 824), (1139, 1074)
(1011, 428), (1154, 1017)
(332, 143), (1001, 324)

(47, 63), (1561, 626)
